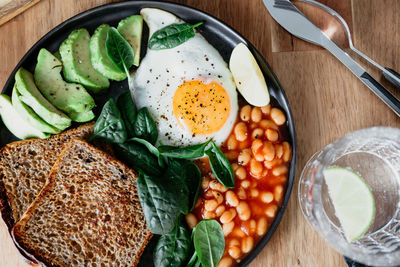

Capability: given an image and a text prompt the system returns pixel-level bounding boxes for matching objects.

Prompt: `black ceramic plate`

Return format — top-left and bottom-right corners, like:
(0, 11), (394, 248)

(1, 1), (296, 266)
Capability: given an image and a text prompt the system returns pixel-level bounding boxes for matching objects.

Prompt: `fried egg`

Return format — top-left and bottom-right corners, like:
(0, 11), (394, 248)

(132, 8), (238, 147)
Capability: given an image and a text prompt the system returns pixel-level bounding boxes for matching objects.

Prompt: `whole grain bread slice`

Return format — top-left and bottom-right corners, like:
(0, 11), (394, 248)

(0, 122), (110, 223)
(13, 139), (152, 267)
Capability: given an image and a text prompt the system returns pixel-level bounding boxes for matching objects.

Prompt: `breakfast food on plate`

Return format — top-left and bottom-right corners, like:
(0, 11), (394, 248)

(133, 8), (238, 147)
(0, 6), (293, 267)
(13, 139), (152, 266)
(0, 122), (107, 223)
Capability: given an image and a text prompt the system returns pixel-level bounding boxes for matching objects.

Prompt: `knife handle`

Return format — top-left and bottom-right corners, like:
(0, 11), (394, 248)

(360, 72), (400, 116)
(383, 68), (400, 89)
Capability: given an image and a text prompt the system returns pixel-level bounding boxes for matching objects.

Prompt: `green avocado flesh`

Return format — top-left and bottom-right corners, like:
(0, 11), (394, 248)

(117, 15), (143, 67)
(90, 24), (127, 81)
(0, 94), (50, 139)
(69, 110), (95, 122)
(60, 28), (110, 93)
(15, 68), (71, 131)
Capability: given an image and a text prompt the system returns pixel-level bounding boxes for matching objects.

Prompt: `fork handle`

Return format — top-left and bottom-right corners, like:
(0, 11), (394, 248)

(383, 68), (400, 89)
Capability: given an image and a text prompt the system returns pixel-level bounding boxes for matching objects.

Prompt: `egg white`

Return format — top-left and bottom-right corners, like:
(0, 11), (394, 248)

(131, 8), (238, 147)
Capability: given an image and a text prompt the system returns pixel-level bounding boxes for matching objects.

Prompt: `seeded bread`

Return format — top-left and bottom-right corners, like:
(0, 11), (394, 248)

(0, 122), (109, 223)
(13, 139), (152, 267)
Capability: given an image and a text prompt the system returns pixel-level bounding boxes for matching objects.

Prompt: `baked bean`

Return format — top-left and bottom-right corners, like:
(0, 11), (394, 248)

(261, 104), (271, 115)
(251, 107), (262, 122)
(229, 239), (240, 248)
(209, 180), (228, 192)
(223, 221), (235, 236)
(250, 158), (263, 177)
(205, 199), (218, 211)
(241, 219), (256, 235)
(204, 210), (216, 219)
(237, 201), (251, 221)
(228, 246), (241, 259)
(251, 181), (258, 188)
(235, 166), (247, 180)
(255, 152), (264, 162)
(242, 236), (254, 253)
(251, 128), (264, 139)
(220, 208), (237, 224)
(262, 169), (269, 177)
(216, 205), (226, 216)
(249, 122), (258, 129)
(266, 129), (279, 142)
(234, 122), (248, 141)
(275, 144), (283, 159)
(231, 163), (239, 171)
(257, 217), (268, 236)
(262, 141), (275, 161)
(250, 188), (259, 198)
(251, 139), (263, 155)
(260, 119), (278, 130)
(232, 228), (246, 238)
(225, 151), (239, 161)
(218, 257), (233, 267)
(237, 149), (251, 166)
(270, 108), (286, 126)
(261, 191), (274, 203)
(264, 158), (283, 169)
(272, 165), (288, 176)
(204, 190), (214, 198)
(274, 185), (284, 202)
(240, 105), (251, 122)
(213, 191), (224, 204)
(227, 135), (238, 150)
(241, 180), (250, 189)
(238, 139), (250, 150)
(201, 176), (210, 189)
(282, 141), (292, 162)
(268, 175), (287, 186)
(185, 213), (198, 229)
(237, 187), (247, 199)
(226, 191), (239, 207)
(266, 204), (278, 218)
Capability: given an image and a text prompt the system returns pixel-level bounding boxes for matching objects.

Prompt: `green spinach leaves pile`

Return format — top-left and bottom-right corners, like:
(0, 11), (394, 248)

(91, 90), (232, 266)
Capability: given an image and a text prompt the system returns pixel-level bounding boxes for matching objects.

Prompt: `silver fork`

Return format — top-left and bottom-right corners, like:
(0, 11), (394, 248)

(297, 0), (400, 88)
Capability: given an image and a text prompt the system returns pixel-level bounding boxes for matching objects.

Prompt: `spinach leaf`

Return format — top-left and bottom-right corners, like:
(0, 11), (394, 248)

(192, 220), (225, 267)
(91, 98), (127, 144)
(134, 108), (158, 144)
(153, 217), (191, 267)
(187, 251), (201, 267)
(114, 141), (161, 176)
(149, 22), (203, 50)
(158, 139), (211, 159)
(117, 90), (137, 138)
(130, 137), (165, 168)
(164, 159), (190, 214)
(184, 161), (201, 212)
(205, 141), (235, 188)
(137, 172), (181, 235)
(106, 27), (134, 84)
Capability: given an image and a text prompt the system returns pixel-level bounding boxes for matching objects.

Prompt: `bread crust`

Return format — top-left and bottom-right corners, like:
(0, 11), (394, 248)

(12, 139), (152, 267)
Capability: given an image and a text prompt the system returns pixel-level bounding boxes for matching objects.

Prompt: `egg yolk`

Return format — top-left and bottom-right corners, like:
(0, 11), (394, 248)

(173, 80), (231, 135)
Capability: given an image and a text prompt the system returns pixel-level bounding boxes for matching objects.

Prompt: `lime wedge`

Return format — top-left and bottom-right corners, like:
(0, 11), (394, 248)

(323, 166), (375, 242)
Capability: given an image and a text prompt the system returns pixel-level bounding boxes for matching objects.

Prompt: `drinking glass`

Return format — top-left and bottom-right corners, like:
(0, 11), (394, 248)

(299, 127), (400, 266)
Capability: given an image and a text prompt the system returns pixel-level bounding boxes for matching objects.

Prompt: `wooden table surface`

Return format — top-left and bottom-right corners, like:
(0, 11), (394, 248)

(1, 0), (399, 266)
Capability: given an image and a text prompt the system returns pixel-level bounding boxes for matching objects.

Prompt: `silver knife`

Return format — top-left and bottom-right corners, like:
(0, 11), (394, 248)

(263, 0), (400, 117)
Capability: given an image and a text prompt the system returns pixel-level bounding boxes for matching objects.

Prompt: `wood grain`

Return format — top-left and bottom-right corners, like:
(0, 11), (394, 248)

(0, 0), (41, 26)
(0, 0), (399, 266)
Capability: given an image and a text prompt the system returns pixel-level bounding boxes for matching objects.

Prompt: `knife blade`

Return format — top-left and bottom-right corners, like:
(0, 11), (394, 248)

(263, 0), (400, 116)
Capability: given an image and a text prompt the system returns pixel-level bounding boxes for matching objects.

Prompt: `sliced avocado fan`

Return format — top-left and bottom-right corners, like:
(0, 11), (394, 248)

(0, 94), (49, 139)
(60, 28), (110, 93)
(34, 48), (95, 122)
(14, 67), (71, 131)
(90, 24), (127, 81)
(117, 15), (143, 67)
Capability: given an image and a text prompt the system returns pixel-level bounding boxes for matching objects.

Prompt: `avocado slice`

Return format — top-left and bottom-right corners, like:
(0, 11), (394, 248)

(0, 94), (50, 139)
(34, 48), (95, 120)
(60, 29), (110, 93)
(15, 68), (71, 131)
(69, 110), (95, 122)
(12, 86), (61, 134)
(117, 15), (143, 66)
(90, 24), (127, 81)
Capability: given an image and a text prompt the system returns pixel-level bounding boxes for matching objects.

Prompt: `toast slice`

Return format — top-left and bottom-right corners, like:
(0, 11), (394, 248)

(0, 122), (107, 223)
(13, 139), (152, 267)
